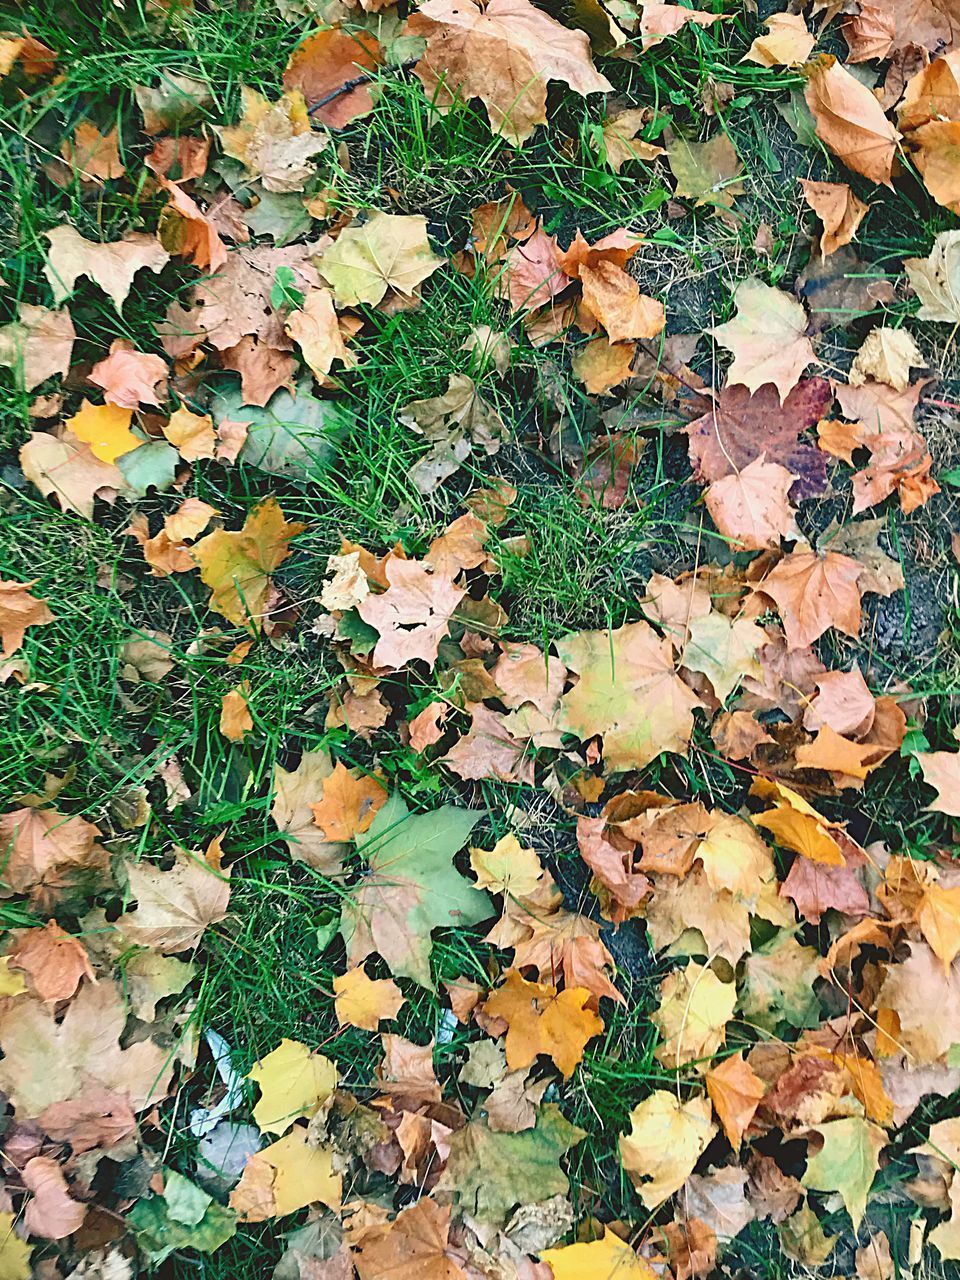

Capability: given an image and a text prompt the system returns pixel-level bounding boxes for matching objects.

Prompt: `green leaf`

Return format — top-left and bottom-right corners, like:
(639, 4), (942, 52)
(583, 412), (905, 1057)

(340, 793), (492, 987)
(128, 1172), (237, 1263)
(801, 1117), (885, 1231)
(211, 379), (352, 482)
(737, 930), (821, 1032)
(439, 1104), (585, 1223)
(116, 440), (177, 496)
(249, 195), (312, 247)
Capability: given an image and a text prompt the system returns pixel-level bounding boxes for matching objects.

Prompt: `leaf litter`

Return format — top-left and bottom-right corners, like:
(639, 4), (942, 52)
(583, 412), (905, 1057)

(1, 1), (960, 1279)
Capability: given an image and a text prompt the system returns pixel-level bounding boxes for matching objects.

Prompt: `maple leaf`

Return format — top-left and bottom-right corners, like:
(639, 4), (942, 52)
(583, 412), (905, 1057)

(247, 1038), (337, 1135)
(439, 1104), (584, 1222)
(221, 337), (296, 407)
(917, 883), (960, 969)
(802, 1117), (885, 1230)
(400, 373), (506, 493)
(272, 751), (349, 873)
(744, 12), (815, 66)
(217, 87), (328, 192)
(799, 179), (869, 257)
(540, 1229), (655, 1279)
(22, 1157), (85, 1240)
(738, 930), (821, 1031)
(572, 335), (636, 393)
(353, 1199), (468, 1280)
(0, 579), (53, 657)
(119, 848), (230, 952)
(0, 1212), (31, 1280)
(620, 1091), (716, 1209)
(804, 666), (876, 737)
(357, 559), (466, 670)
(230, 1128), (341, 1221)
(687, 377), (831, 499)
(781, 853), (870, 923)
(556, 619), (703, 773)
(192, 498), (304, 633)
(666, 132), (745, 208)
(709, 278), (817, 402)
(340, 792), (492, 987)
(220, 687), (253, 742)
(285, 287), (356, 382)
(334, 966), (404, 1030)
(705, 1052), (766, 1151)
(579, 261), (665, 343)
(0, 804), (109, 908)
(318, 212), (443, 306)
(162, 406), (217, 461)
(43, 227), (169, 310)
(502, 226), (571, 312)
(804, 57), (901, 187)
(638, 4), (722, 51)
(696, 813), (775, 897)
(759, 549), (863, 650)
(705, 459), (798, 552)
(444, 705), (535, 785)
(89, 340), (168, 409)
(752, 779), (846, 865)
(483, 969), (603, 1077)
(408, 0), (612, 145)
(595, 108), (665, 172)
(0, 303), (75, 391)
(0, 979), (172, 1118)
(905, 229), (960, 323)
(311, 763), (387, 842)
(850, 326), (924, 392)
(683, 612), (765, 703)
(653, 961), (737, 1069)
(157, 179), (227, 272)
(918, 751), (960, 815)
(7, 920), (93, 1003)
(283, 27), (381, 128)
(65, 399), (139, 464)
(684, 1166), (756, 1242)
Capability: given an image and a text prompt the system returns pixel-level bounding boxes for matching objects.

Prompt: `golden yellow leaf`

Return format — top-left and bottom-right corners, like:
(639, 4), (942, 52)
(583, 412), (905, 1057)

(469, 833), (545, 897)
(162, 406), (217, 461)
(65, 399), (138, 463)
(917, 883), (960, 969)
(230, 1127), (341, 1221)
(219, 687), (253, 742)
(619, 1090), (716, 1209)
(482, 969), (603, 1078)
(247, 1038), (337, 1136)
(541, 1228), (655, 1279)
(333, 966), (404, 1031)
(652, 961), (737, 1070)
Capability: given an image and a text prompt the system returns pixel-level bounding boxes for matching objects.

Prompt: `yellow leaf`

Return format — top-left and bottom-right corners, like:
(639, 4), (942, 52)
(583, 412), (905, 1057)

(482, 969), (603, 1078)
(752, 778), (845, 866)
(333, 966), (404, 1031)
(652, 960), (737, 1070)
(162, 406), (217, 461)
(695, 813), (773, 896)
(918, 883), (960, 969)
(230, 1127), (341, 1221)
(469, 832), (545, 897)
(65, 399), (138, 463)
(619, 1090), (716, 1209)
(0, 1212), (31, 1280)
(541, 1228), (655, 1279)
(247, 1038), (337, 1136)
(219, 687), (253, 742)
(0, 959), (25, 999)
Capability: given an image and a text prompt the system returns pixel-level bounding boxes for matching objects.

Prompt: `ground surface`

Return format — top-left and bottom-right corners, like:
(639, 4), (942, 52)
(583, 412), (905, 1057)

(2, 1), (960, 1278)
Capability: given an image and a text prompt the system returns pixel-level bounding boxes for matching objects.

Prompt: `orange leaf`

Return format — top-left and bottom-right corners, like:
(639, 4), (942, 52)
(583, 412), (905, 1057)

(482, 969), (603, 1077)
(310, 762), (387, 841)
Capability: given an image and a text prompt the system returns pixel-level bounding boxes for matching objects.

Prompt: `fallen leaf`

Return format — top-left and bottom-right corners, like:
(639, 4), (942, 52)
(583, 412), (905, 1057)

(353, 1198), (467, 1280)
(905, 229), (960, 322)
(804, 57), (901, 186)
(687, 378), (831, 499)
(65, 399), (139, 464)
(0, 805), (109, 907)
(119, 849), (229, 953)
(283, 26), (381, 128)
(0, 1212), (31, 1279)
(683, 612), (765, 703)
(705, 1053), (766, 1150)
(800, 179), (868, 256)
(579, 262), (665, 342)
(595, 108), (665, 172)
(216, 87), (328, 192)
(220, 688), (253, 742)
(0, 303), (75, 391)
(7, 921), (93, 1003)
(683, 1166), (756, 1240)
(230, 1128), (341, 1220)
(919, 751), (960, 816)
(193, 498), (305, 633)
(89, 340), (168, 409)
(408, 0), (612, 145)
(286, 287), (356, 382)
(311, 762), (387, 841)
(666, 132), (745, 208)
(318, 212), (443, 306)
(272, 751), (348, 873)
(162, 406), (217, 461)
(759, 550), (863, 650)
(540, 1228), (655, 1278)
(357, 559), (466, 669)
(333, 967), (404, 1030)
(917, 883), (960, 968)
(0, 579), (53, 657)
(802, 1116), (885, 1230)
(247, 1039), (338, 1135)
(710, 278), (817, 402)
(340, 792), (492, 987)
(620, 1091), (717, 1209)
(157, 179), (228, 272)
(856, 1230), (894, 1280)
(22, 1156), (85, 1240)
(638, 4), (722, 51)
(483, 969), (603, 1077)
(752, 779), (846, 865)
(849, 326), (924, 392)
(572, 335), (636, 393)
(43, 227), (169, 310)
(705, 459), (798, 551)
(744, 12), (815, 66)
(653, 961), (737, 1069)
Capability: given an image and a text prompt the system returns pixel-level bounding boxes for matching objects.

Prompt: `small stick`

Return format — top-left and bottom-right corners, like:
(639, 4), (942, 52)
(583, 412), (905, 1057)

(306, 60), (419, 116)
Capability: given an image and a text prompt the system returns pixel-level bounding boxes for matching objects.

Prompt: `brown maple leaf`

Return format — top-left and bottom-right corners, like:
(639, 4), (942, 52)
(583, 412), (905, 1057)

(758, 550), (863, 650)
(283, 26), (381, 128)
(687, 378), (832, 500)
(483, 969), (603, 1077)
(804, 57), (901, 187)
(0, 805), (109, 909)
(357, 559), (466, 670)
(0, 578), (54, 656)
(119, 848), (230, 952)
(709, 279), (817, 403)
(408, 0), (612, 145)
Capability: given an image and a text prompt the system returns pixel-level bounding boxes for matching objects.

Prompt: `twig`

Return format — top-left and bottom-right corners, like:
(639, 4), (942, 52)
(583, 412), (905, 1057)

(307, 60), (419, 116)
